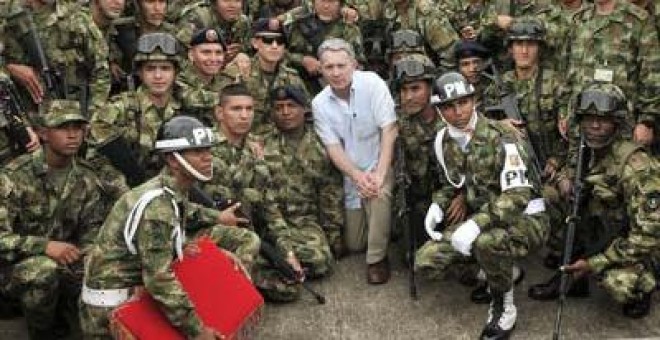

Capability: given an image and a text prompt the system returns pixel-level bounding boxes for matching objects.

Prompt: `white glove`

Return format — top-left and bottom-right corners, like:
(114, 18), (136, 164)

(451, 219), (481, 255)
(424, 203), (444, 241)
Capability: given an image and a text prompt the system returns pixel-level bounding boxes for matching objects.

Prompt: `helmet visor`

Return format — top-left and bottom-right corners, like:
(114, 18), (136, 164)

(137, 33), (178, 56)
(578, 90), (620, 113)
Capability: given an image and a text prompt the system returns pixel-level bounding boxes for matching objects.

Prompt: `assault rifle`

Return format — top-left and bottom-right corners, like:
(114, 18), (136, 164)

(189, 184), (326, 304)
(481, 62), (543, 182)
(22, 9), (66, 99)
(552, 133), (589, 340)
(394, 138), (416, 299)
(0, 78), (31, 156)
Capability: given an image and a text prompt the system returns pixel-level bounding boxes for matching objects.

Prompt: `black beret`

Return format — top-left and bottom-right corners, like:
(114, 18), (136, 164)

(190, 28), (227, 50)
(454, 40), (490, 61)
(272, 85), (308, 107)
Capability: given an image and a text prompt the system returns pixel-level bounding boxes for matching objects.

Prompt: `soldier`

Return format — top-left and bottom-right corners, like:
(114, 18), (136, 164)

(229, 19), (307, 136)
(286, 0), (365, 94)
(80, 115), (260, 338)
(3, 0), (110, 116)
(263, 85), (344, 274)
(379, 0), (459, 72)
(454, 40), (491, 112)
(0, 99), (109, 339)
(415, 72), (548, 339)
(175, 0), (252, 63)
(202, 83), (304, 301)
(531, 84), (660, 319)
(557, 0), (660, 148)
(90, 32), (214, 188)
(313, 38), (397, 284)
(177, 28), (235, 108)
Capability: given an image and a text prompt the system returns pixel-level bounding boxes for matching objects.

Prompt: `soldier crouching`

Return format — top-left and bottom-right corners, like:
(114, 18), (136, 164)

(414, 72), (548, 340)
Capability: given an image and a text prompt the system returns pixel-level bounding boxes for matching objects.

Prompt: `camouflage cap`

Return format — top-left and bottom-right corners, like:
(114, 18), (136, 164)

(575, 83), (628, 119)
(507, 17), (546, 44)
(39, 100), (88, 127)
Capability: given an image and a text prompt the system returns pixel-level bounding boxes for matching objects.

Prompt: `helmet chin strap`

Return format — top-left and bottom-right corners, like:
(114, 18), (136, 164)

(173, 152), (212, 182)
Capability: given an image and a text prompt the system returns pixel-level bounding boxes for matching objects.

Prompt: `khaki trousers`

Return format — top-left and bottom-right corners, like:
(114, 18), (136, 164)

(344, 170), (394, 264)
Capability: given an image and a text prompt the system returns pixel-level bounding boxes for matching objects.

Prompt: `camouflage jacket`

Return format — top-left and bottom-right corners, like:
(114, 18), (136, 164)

(581, 140), (660, 274)
(483, 67), (567, 169)
(262, 124), (343, 242)
(431, 113), (542, 231)
(84, 169), (220, 337)
(175, 2), (252, 52)
(3, 1), (110, 114)
(90, 86), (181, 175)
(397, 106), (442, 200)
(200, 129), (293, 252)
(382, 0), (458, 71)
(0, 148), (108, 262)
(559, 0), (660, 127)
(227, 57), (308, 135)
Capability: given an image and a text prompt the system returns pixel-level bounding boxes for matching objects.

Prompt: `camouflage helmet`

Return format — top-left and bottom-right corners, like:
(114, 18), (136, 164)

(392, 54), (436, 88)
(432, 71), (475, 105)
(387, 29), (425, 56)
(574, 83), (628, 120)
(506, 17), (546, 44)
(133, 32), (180, 67)
(154, 115), (216, 153)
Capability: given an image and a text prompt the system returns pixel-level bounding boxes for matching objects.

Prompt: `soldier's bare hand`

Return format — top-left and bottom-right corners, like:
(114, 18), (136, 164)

(341, 6), (359, 24)
(45, 241), (81, 265)
(501, 118), (526, 140)
(218, 202), (250, 226)
(446, 191), (467, 225)
(184, 242), (201, 257)
(286, 251), (305, 283)
(354, 171), (378, 198)
(24, 127), (40, 152)
(558, 118), (568, 140)
(6, 63), (44, 104)
(109, 62), (126, 82)
(558, 178), (572, 200)
(496, 15), (513, 30)
(301, 56), (321, 76)
(225, 44), (243, 64)
(543, 159), (558, 181)
(562, 259), (591, 279)
(194, 327), (225, 340)
(633, 123), (654, 146)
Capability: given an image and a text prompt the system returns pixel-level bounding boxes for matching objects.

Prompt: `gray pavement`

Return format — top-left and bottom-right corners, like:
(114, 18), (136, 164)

(2, 248), (660, 340)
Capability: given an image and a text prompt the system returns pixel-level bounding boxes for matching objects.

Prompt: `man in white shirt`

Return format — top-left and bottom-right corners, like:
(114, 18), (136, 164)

(312, 38), (398, 284)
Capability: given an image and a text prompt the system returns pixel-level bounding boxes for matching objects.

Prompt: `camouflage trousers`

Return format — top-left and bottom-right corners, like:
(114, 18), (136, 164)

(255, 217), (334, 303)
(2, 255), (82, 339)
(599, 262), (657, 304)
(415, 211), (548, 292)
(79, 225), (260, 339)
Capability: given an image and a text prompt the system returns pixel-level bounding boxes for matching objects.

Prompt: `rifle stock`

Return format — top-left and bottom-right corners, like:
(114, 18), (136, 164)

(188, 184), (326, 304)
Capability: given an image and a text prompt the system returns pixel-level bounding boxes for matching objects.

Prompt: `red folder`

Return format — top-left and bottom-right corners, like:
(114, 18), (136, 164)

(110, 238), (263, 339)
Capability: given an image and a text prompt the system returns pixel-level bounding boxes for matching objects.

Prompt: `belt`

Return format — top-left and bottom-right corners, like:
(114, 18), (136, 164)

(81, 285), (131, 308)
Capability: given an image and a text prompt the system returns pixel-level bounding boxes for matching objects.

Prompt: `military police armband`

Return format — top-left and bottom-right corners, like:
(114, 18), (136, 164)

(500, 143), (532, 192)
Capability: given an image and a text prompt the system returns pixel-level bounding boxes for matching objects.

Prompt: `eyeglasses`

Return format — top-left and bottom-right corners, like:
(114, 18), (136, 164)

(137, 32), (178, 55)
(260, 36), (286, 46)
(394, 60), (434, 80)
(577, 89), (621, 113)
(390, 30), (423, 50)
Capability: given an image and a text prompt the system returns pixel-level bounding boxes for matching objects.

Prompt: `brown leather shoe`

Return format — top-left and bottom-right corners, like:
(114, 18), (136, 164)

(367, 258), (390, 284)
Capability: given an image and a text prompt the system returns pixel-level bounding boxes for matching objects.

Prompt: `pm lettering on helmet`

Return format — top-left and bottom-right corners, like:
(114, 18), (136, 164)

(444, 81), (469, 98)
(192, 127), (214, 146)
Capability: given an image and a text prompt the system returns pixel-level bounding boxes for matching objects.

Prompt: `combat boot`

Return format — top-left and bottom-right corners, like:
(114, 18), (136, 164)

(527, 273), (590, 301)
(471, 266), (525, 304)
(480, 288), (516, 340)
(622, 291), (652, 318)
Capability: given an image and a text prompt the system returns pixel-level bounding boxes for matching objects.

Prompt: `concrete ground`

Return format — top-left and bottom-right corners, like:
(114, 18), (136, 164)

(2, 247), (660, 340)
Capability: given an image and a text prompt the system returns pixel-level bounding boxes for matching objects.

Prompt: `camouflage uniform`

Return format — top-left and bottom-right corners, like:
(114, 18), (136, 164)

(3, 1), (111, 116)
(0, 105), (109, 338)
(381, 0), (458, 72)
(559, 1), (660, 133)
(415, 114), (548, 294)
(262, 122), (344, 277)
(200, 128), (300, 301)
(89, 86), (182, 183)
(226, 57), (307, 135)
(80, 169), (260, 338)
(175, 2), (252, 52)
